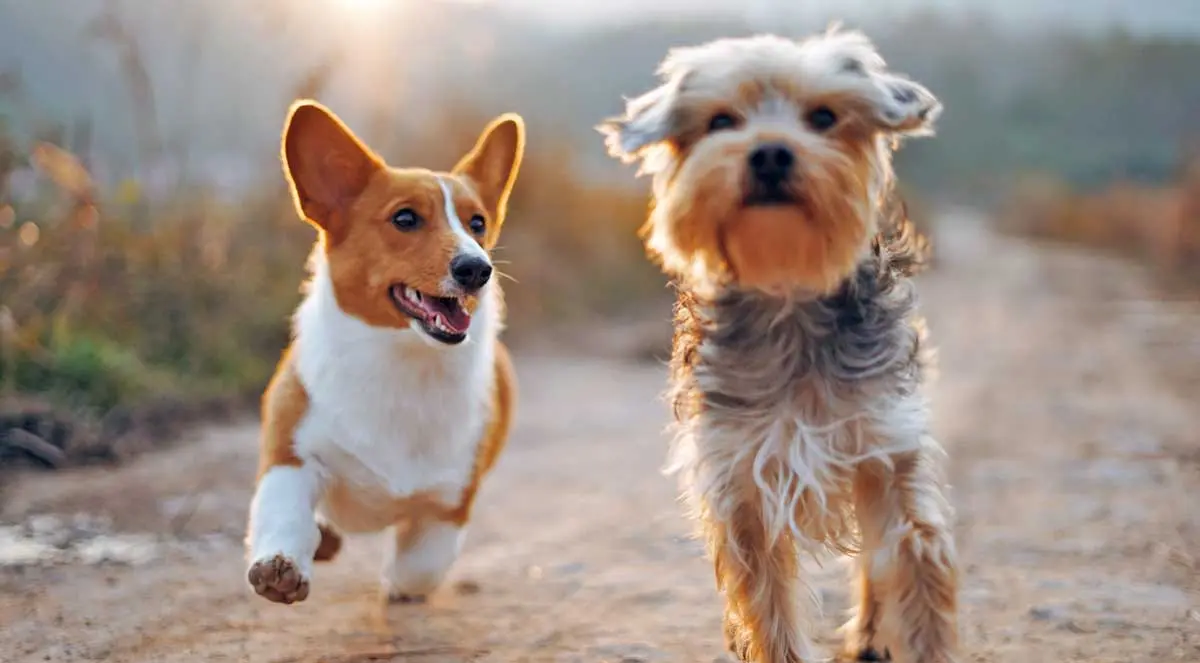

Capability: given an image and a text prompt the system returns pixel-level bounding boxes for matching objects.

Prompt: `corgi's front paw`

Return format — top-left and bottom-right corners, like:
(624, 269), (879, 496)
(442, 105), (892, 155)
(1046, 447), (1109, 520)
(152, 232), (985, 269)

(382, 568), (442, 604)
(248, 553), (310, 604)
(381, 521), (464, 605)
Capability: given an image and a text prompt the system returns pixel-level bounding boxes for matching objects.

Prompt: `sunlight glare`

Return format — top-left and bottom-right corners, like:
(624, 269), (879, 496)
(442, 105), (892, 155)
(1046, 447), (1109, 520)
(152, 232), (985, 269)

(337, 0), (389, 13)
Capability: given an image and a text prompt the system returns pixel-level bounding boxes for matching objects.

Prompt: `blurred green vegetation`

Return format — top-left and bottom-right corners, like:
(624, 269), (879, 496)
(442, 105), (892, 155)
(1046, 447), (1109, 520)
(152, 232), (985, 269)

(0, 5), (1197, 447)
(0, 107), (657, 424)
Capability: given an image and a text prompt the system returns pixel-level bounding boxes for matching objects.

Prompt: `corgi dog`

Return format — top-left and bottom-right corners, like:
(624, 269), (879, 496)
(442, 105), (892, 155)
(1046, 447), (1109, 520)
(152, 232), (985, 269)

(245, 100), (524, 605)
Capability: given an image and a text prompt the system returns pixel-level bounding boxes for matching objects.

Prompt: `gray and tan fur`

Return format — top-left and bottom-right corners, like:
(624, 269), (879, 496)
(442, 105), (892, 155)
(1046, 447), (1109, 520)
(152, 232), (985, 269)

(599, 28), (959, 663)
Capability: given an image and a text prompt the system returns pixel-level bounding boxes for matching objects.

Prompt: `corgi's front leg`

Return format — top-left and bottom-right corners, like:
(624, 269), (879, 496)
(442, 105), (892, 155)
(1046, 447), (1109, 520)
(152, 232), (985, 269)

(382, 517), (465, 603)
(245, 352), (322, 605)
(383, 342), (516, 603)
(247, 463), (323, 604)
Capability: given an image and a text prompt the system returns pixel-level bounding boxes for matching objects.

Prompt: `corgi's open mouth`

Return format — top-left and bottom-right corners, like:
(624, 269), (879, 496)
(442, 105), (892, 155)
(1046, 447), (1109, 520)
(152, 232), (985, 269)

(389, 285), (470, 345)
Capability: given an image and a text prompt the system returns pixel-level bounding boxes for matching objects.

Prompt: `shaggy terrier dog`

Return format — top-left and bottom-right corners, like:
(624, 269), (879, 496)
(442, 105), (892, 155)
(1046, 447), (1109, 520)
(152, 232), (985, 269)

(599, 28), (959, 663)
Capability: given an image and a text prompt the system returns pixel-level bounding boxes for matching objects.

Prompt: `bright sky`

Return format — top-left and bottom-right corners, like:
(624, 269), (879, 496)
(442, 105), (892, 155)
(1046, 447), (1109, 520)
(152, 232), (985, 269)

(327, 0), (1200, 34)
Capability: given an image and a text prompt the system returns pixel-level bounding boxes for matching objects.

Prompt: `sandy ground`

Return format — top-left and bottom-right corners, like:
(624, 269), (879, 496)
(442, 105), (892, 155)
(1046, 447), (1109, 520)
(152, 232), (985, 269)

(1, 211), (1198, 663)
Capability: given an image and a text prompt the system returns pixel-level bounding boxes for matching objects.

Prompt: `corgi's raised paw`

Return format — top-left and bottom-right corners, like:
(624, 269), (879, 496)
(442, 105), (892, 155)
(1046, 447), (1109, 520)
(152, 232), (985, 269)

(248, 553), (310, 604)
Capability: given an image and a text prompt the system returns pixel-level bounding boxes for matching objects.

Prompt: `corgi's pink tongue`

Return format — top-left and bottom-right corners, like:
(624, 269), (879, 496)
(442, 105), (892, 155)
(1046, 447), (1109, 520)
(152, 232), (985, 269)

(420, 297), (471, 334)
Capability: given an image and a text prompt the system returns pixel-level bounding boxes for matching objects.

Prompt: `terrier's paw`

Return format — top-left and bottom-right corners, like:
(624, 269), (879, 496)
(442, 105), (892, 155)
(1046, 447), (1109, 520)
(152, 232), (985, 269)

(840, 647), (890, 661)
(723, 620), (752, 662)
(248, 554), (310, 604)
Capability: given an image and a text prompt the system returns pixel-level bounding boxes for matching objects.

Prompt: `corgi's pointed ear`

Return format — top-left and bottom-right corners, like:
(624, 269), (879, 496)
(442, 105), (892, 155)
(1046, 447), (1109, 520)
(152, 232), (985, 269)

(453, 113), (525, 226)
(281, 100), (383, 235)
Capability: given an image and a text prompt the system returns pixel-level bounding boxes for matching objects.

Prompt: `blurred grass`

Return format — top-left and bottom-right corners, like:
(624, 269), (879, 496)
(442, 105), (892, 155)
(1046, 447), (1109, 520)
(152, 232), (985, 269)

(998, 149), (1200, 286)
(0, 105), (659, 444)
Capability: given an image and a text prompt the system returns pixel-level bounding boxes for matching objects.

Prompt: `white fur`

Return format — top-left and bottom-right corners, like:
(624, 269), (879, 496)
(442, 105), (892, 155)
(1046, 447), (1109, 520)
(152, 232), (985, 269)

(246, 174), (504, 599)
(291, 249), (499, 533)
(438, 177), (489, 261)
(437, 176), (491, 294)
(247, 464), (323, 577)
(663, 380), (944, 663)
(669, 388), (932, 560)
(607, 30), (940, 171)
(382, 521), (466, 598)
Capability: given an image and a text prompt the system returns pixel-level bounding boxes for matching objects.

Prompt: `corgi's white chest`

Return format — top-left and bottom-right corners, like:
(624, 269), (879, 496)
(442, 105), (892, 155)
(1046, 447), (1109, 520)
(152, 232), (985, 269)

(289, 258), (498, 511)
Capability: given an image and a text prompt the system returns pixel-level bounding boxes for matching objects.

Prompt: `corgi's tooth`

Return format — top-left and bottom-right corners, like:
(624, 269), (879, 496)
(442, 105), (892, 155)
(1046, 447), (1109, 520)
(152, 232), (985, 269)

(405, 287), (421, 303)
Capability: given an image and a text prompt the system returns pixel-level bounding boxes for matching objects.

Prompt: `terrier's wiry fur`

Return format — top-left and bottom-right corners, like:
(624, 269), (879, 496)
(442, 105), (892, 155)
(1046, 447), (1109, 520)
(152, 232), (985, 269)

(599, 29), (959, 663)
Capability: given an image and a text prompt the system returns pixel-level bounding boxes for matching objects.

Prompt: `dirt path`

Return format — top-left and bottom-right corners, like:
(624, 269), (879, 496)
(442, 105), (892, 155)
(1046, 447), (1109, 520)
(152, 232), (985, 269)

(2, 211), (1198, 663)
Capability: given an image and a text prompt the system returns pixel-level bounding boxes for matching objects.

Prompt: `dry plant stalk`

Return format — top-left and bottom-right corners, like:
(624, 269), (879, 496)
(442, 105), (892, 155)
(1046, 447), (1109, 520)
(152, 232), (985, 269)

(29, 141), (100, 329)
(1, 306), (16, 402)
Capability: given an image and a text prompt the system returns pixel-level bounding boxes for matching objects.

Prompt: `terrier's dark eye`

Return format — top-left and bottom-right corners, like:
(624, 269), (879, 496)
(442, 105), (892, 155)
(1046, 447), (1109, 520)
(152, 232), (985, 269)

(806, 106), (838, 132)
(707, 113), (738, 133)
(468, 214), (486, 234)
(392, 208), (421, 231)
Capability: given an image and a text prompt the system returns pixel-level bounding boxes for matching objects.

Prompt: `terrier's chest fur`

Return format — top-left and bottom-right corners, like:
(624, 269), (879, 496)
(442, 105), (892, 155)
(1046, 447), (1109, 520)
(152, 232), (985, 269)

(291, 256), (499, 530)
(666, 222), (934, 551)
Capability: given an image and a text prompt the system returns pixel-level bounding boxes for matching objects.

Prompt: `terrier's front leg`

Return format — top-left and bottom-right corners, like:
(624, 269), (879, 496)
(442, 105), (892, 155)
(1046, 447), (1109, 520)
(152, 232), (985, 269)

(842, 467), (891, 662)
(849, 444), (959, 663)
(707, 493), (816, 663)
(246, 462), (323, 604)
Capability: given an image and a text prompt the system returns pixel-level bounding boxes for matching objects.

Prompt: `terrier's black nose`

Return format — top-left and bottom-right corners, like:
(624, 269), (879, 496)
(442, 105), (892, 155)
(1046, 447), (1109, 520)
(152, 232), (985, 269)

(748, 143), (794, 185)
(450, 254), (493, 291)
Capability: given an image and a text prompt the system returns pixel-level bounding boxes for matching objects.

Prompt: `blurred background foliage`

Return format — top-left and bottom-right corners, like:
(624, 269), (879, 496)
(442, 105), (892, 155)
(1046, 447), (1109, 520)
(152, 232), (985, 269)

(0, 0), (1197, 460)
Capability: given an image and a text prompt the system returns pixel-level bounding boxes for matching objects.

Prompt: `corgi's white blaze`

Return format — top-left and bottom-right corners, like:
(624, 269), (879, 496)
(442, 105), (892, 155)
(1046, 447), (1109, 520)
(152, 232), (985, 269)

(438, 176), (489, 262)
(247, 464), (323, 577)
(289, 247), (500, 533)
(436, 176), (492, 299)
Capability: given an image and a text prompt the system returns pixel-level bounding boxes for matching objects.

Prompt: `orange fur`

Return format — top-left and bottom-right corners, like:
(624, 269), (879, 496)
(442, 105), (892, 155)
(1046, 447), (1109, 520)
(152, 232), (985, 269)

(310, 342), (515, 534)
(712, 484), (809, 663)
(281, 102), (519, 327)
(453, 114), (526, 241)
(841, 464), (888, 659)
(377, 342), (515, 590)
(851, 455), (959, 662)
(645, 112), (878, 294)
(256, 348), (307, 481)
(450, 340), (517, 525)
(248, 100), (524, 602)
(601, 31), (956, 663)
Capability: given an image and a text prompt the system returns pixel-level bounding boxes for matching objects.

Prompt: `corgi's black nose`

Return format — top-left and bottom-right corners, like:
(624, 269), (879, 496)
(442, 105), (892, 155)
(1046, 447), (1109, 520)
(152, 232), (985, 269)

(450, 255), (493, 291)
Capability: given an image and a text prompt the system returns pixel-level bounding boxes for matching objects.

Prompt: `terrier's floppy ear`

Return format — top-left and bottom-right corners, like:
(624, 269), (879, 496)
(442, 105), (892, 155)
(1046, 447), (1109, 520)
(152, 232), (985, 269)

(817, 29), (941, 136)
(453, 113), (525, 226)
(597, 80), (680, 164)
(281, 99), (384, 236)
(866, 71), (941, 136)
(597, 50), (696, 165)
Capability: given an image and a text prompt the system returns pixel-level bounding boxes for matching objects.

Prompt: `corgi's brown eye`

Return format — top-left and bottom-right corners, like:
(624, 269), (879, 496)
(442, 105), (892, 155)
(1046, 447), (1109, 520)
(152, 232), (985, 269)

(392, 208), (421, 231)
(468, 214), (486, 234)
(806, 106), (838, 132)
(707, 113), (738, 133)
